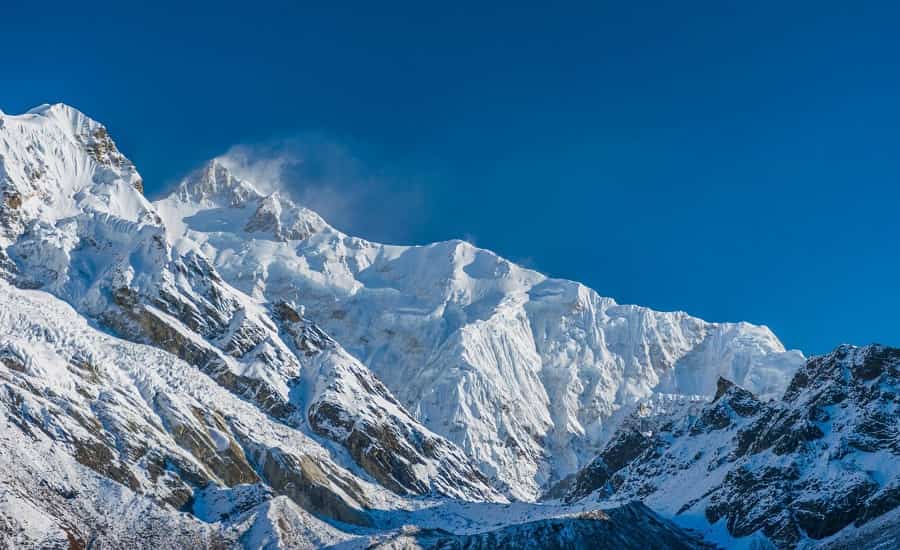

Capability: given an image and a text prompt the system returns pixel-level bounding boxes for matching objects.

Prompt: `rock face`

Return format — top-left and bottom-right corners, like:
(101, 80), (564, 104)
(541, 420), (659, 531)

(543, 427), (653, 504)
(816, 506), (900, 549)
(554, 344), (900, 549)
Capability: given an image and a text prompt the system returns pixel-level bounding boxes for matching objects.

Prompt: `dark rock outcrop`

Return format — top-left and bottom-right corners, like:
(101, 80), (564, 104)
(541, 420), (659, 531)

(371, 502), (713, 549)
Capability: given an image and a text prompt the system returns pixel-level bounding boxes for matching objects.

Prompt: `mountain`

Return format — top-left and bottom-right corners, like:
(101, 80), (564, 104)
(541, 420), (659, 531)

(1, 102), (885, 549)
(0, 103), (499, 506)
(0, 276), (712, 549)
(549, 344), (900, 548)
(155, 156), (804, 500)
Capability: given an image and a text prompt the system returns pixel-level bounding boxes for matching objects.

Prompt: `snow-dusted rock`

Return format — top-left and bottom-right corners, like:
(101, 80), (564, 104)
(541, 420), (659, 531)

(0, 279), (382, 543)
(370, 501), (712, 549)
(556, 344), (900, 548)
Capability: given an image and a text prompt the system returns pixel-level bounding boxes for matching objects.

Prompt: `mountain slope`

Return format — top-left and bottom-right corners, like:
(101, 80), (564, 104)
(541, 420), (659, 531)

(0, 268), (710, 549)
(0, 278), (372, 546)
(155, 157), (804, 499)
(552, 344), (900, 548)
(368, 502), (713, 549)
(0, 103), (501, 507)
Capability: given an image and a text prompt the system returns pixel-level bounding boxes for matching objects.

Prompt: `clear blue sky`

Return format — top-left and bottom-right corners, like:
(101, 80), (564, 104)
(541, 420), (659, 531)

(3, 1), (898, 353)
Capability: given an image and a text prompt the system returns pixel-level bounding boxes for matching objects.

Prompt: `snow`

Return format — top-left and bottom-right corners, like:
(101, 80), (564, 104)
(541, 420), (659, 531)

(209, 428), (232, 453)
(0, 103), (153, 235)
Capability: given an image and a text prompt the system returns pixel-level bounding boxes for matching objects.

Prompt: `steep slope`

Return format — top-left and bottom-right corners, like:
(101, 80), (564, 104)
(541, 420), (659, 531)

(0, 279), (377, 546)
(816, 505), (900, 549)
(553, 344), (900, 548)
(0, 103), (156, 260)
(0, 104), (500, 507)
(542, 392), (708, 502)
(156, 158), (804, 499)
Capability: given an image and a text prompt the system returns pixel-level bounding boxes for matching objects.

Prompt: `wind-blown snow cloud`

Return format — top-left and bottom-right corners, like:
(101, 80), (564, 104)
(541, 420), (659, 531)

(216, 136), (429, 243)
(216, 144), (291, 196)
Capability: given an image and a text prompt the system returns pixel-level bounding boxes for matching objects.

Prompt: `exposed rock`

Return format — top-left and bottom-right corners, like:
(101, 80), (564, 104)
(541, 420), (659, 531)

(153, 395), (259, 487)
(543, 427), (654, 503)
(306, 353), (499, 502)
(559, 344), (900, 548)
(71, 436), (142, 492)
(241, 440), (373, 527)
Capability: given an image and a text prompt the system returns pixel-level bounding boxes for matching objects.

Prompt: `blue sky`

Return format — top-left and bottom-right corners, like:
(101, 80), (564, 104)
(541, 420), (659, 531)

(2, 1), (898, 353)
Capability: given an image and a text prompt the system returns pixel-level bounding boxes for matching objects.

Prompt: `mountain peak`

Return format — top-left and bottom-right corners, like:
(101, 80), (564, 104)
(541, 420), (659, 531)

(713, 377), (736, 401)
(0, 102), (149, 227)
(173, 159), (262, 207)
(242, 190), (327, 241)
(21, 103), (103, 136)
(26, 102), (78, 116)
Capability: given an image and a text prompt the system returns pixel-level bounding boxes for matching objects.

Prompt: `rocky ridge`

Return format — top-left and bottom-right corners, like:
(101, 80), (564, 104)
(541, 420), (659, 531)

(552, 344), (900, 548)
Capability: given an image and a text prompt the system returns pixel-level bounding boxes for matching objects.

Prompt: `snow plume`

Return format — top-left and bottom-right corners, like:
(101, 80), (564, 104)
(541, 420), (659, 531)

(215, 143), (291, 196)
(216, 136), (428, 243)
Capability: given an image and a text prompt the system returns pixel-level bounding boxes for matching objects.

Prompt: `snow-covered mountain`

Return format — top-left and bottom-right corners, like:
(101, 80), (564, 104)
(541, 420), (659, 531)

(155, 155), (804, 499)
(3, 103), (891, 549)
(0, 104), (499, 506)
(0, 276), (717, 548)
